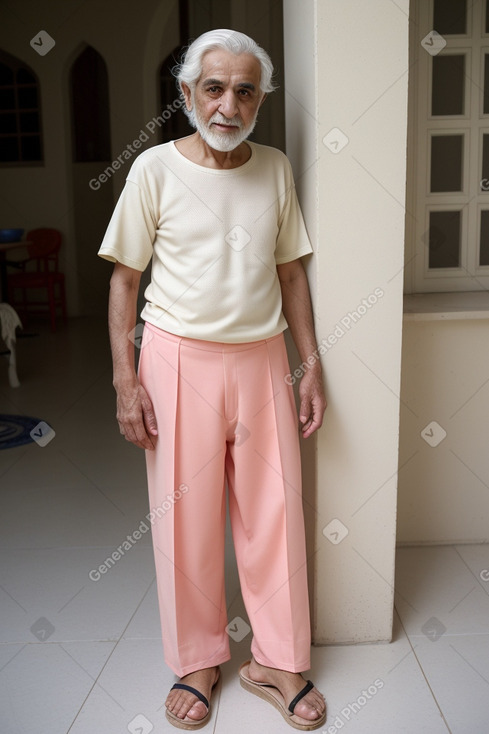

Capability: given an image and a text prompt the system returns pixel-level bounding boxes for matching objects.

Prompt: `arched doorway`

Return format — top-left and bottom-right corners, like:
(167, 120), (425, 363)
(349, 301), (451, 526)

(69, 45), (114, 316)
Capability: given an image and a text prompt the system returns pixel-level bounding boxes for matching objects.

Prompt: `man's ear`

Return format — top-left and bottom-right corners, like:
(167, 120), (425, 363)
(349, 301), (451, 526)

(259, 93), (268, 107)
(181, 82), (192, 111)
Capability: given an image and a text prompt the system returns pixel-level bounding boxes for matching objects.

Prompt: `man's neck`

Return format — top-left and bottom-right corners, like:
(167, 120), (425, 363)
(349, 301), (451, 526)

(174, 133), (252, 169)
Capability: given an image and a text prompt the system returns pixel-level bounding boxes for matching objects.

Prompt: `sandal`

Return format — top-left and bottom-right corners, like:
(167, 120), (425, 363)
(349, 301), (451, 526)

(165, 668), (221, 730)
(238, 660), (326, 731)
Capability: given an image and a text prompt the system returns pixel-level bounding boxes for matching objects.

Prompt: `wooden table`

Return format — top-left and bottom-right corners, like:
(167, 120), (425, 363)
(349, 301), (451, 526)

(0, 240), (31, 302)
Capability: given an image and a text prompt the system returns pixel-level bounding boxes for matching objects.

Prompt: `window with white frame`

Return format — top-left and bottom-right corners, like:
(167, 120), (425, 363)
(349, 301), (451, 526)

(406, 0), (489, 292)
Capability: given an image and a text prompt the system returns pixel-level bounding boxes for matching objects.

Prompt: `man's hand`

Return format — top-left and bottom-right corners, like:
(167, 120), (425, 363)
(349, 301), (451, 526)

(298, 367), (327, 438)
(115, 377), (158, 450)
(108, 263), (158, 450)
(277, 258), (327, 438)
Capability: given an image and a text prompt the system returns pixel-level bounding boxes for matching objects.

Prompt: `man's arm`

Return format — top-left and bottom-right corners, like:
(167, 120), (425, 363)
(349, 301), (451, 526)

(108, 262), (158, 450)
(277, 258), (327, 438)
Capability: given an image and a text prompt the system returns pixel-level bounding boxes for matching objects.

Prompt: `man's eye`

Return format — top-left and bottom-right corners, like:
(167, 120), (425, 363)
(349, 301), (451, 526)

(208, 86), (220, 93)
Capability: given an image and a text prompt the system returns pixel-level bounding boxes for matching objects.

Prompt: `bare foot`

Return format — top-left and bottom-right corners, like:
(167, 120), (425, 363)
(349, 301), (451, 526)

(165, 666), (220, 722)
(248, 658), (325, 722)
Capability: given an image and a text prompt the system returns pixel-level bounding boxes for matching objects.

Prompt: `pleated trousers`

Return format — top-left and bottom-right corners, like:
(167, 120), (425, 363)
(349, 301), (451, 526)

(138, 322), (311, 677)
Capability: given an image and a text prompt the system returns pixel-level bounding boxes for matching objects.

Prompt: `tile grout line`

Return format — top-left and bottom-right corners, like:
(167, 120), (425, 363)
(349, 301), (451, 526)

(394, 603), (453, 734)
(66, 575), (157, 732)
(202, 573), (245, 730)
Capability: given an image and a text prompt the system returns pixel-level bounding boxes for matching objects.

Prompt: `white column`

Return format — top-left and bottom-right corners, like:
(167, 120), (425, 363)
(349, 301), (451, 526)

(283, 0), (409, 643)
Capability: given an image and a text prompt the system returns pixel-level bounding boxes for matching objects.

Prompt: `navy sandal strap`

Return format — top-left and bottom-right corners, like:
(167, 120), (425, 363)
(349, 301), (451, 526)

(170, 683), (209, 710)
(288, 680), (314, 714)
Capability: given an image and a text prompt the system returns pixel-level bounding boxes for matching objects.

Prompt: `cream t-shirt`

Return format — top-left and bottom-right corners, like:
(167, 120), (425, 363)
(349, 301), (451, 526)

(98, 140), (313, 343)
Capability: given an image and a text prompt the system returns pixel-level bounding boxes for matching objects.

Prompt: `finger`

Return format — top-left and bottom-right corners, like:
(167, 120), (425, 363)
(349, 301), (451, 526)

(302, 411), (324, 437)
(133, 420), (157, 450)
(121, 420), (154, 450)
(121, 421), (139, 445)
(299, 395), (312, 426)
(301, 399), (325, 437)
(141, 399), (158, 437)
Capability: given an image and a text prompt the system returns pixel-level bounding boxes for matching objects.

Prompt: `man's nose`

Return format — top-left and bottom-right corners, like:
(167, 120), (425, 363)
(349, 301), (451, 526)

(218, 89), (239, 118)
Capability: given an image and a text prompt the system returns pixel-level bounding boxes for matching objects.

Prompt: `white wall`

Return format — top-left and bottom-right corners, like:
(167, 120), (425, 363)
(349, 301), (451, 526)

(398, 316), (489, 545)
(284, 0), (409, 643)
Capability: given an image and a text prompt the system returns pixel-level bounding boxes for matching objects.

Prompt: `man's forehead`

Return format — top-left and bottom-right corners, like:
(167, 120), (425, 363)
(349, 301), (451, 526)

(198, 49), (261, 84)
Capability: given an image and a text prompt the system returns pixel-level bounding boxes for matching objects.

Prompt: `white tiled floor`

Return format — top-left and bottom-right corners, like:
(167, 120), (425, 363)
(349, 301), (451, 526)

(1, 317), (488, 733)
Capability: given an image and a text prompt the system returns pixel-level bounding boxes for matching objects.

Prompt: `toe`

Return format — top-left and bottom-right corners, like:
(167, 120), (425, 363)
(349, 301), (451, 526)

(186, 701), (208, 721)
(294, 701), (320, 721)
(293, 690), (325, 720)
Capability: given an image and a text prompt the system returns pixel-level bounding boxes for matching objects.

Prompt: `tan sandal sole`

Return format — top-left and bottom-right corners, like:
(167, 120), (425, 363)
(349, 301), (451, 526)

(238, 660), (326, 731)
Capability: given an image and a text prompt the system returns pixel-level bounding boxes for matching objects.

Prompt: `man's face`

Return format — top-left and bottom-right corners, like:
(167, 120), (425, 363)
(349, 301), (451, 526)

(183, 49), (265, 152)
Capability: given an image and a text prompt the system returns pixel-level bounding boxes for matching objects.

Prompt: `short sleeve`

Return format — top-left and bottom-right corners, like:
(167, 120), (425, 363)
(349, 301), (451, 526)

(274, 159), (313, 264)
(97, 179), (157, 271)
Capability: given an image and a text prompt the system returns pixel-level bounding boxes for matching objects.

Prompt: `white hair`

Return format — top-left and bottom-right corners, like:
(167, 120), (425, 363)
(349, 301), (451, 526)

(173, 28), (278, 98)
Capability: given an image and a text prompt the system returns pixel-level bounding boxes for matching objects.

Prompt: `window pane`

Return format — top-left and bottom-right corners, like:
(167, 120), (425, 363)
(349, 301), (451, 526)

(17, 86), (37, 109)
(428, 211), (461, 268)
(0, 53), (43, 165)
(0, 113), (17, 133)
(484, 55), (489, 114)
(433, 0), (467, 35)
(430, 135), (463, 192)
(20, 135), (41, 161)
(482, 134), (489, 188)
(0, 88), (15, 109)
(432, 55), (465, 115)
(16, 68), (35, 84)
(480, 211), (489, 265)
(0, 62), (13, 85)
(19, 111), (39, 133)
(0, 136), (19, 162)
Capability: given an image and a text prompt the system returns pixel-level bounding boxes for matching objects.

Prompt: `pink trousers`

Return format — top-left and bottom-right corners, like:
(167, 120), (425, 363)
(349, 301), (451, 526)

(138, 323), (311, 677)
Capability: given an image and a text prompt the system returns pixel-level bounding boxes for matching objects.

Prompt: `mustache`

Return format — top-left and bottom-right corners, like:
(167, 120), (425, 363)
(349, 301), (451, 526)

(208, 113), (244, 129)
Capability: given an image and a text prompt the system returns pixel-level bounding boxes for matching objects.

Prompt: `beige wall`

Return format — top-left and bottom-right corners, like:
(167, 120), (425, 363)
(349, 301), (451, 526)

(398, 316), (489, 545)
(284, 0), (409, 644)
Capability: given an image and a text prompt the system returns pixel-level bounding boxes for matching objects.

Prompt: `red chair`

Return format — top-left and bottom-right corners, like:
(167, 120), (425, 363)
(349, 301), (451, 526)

(7, 228), (67, 332)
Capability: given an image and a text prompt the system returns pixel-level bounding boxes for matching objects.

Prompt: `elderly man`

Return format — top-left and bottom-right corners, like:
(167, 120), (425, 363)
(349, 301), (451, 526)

(99, 29), (327, 731)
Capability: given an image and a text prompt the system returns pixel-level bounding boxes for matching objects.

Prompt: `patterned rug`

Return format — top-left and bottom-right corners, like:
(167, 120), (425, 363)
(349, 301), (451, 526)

(0, 414), (52, 450)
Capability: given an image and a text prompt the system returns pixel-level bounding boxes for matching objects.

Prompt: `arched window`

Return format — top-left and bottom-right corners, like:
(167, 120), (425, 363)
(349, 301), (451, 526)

(157, 0), (192, 144)
(159, 46), (193, 144)
(0, 50), (43, 164)
(70, 46), (111, 162)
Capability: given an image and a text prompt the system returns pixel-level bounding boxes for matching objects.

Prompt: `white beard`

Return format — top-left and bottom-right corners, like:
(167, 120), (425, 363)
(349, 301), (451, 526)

(188, 95), (259, 152)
